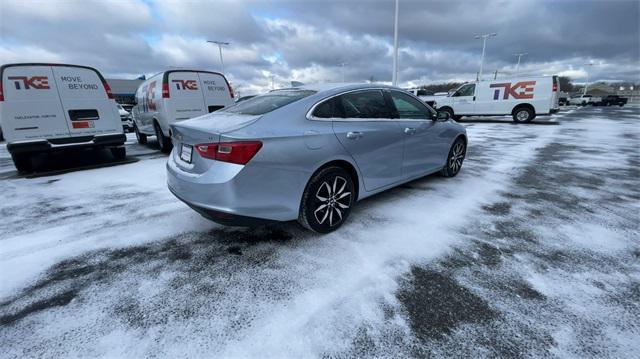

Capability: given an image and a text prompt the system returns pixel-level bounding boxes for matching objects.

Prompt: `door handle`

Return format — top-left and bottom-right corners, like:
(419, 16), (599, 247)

(404, 127), (416, 135)
(346, 131), (363, 139)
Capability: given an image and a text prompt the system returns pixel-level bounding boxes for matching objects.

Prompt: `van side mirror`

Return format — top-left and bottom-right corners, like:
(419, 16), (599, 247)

(435, 110), (450, 121)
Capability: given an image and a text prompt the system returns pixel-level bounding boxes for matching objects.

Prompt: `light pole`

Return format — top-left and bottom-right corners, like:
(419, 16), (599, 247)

(474, 32), (497, 81)
(392, 0), (399, 86)
(340, 62), (348, 82)
(582, 62), (596, 95)
(513, 52), (527, 75)
(207, 40), (230, 74)
(269, 75), (275, 90)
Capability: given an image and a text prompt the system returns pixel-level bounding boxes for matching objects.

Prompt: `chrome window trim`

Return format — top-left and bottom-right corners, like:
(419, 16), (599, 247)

(306, 87), (435, 122)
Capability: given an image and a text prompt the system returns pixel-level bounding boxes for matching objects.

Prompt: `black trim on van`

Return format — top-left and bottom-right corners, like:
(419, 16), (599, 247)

(7, 134), (125, 155)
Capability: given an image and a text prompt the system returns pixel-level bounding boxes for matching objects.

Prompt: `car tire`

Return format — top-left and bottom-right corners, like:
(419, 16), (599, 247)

(298, 166), (355, 233)
(513, 107), (534, 123)
(11, 153), (32, 173)
(581, 101), (586, 106)
(134, 123), (147, 144)
(441, 138), (466, 177)
(111, 146), (126, 160)
(619, 103), (624, 107)
(154, 122), (172, 153)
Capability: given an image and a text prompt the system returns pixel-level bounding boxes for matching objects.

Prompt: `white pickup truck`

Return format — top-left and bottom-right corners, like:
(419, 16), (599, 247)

(568, 95), (602, 106)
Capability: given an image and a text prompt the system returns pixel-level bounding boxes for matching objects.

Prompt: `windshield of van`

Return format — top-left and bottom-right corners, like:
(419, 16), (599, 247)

(222, 90), (316, 115)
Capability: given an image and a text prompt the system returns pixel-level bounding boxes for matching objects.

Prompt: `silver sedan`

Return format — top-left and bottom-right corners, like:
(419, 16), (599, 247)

(167, 83), (467, 233)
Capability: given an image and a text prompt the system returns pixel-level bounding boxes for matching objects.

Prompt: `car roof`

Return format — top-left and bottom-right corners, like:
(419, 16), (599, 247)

(275, 82), (398, 96)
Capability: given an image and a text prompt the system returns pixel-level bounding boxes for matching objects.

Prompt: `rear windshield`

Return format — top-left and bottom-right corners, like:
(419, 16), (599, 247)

(222, 90), (316, 115)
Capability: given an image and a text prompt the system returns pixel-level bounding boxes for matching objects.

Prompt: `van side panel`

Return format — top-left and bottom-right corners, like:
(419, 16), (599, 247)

(197, 72), (234, 112)
(134, 74), (161, 135)
(51, 66), (122, 137)
(474, 77), (552, 115)
(1, 65), (70, 141)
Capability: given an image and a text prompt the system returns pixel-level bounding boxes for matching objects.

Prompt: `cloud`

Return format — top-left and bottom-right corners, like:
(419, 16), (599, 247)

(0, 0), (638, 94)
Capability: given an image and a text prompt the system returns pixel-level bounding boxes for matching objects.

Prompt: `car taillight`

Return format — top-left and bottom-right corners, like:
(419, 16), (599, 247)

(102, 80), (114, 99)
(552, 82), (558, 92)
(195, 141), (262, 165)
(162, 82), (170, 98)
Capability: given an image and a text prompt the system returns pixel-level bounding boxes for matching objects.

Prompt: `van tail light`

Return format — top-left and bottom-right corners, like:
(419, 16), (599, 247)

(226, 81), (235, 99)
(0, 80), (4, 101)
(162, 83), (170, 98)
(102, 80), (114, 99)
(195, 141), (262, 165)
(552, 82), (558, 92)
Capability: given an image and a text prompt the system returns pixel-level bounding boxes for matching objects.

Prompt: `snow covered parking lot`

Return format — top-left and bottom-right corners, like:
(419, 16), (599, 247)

(1, 106), (638, 357)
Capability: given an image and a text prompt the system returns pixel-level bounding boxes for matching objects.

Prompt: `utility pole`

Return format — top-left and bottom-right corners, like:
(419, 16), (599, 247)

(513, 52), (527, 75)
(206, 40), (230, 74)
(582, 62), (596, 95)
(392, 0), (399, 86)
(494, 70), (498, 80)
(474, 32), (497, 81)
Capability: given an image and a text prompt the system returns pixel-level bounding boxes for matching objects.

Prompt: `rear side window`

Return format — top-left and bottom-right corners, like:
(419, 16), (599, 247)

(389, 91), (432, 119)
(338, 90), (393, 119)
(223, 90), (316, 115)
(312, 97), (344, 118)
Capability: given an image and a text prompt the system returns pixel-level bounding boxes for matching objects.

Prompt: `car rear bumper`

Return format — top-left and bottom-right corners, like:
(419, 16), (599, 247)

(7, 133), (126, 155)
(166, 149), (309, 223)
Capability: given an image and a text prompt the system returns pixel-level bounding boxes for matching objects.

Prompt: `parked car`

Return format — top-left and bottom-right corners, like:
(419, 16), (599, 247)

(600, 95), (628, 107)
(569, 94), (602, 106)
(420, 92), (450, 108)
(131, 69), (235, 153)
(425, 75), (560, 123)
(558, 91), (570, 106)
(121, 103), (134, 112)
(0, 63), (125, 172)
(167, 83), (467, 233)
(117, 103), (133, 132)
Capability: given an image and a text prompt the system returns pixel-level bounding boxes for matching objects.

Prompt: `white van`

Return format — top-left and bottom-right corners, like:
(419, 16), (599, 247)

(0, 63), (125, 172)
(428, 75), (560, 123)
(132, 70), (235, 152)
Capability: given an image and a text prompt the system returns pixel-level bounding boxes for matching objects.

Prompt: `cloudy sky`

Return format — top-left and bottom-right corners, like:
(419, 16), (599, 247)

(1, 0), (638, 94)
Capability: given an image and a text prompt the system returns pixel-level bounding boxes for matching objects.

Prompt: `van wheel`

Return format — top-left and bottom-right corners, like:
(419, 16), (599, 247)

(154, 122), (172, 153)
(134, 123), (147, 144)
(440, 107), (454, 119)
(111, 147), (126, 160)
(513, 107), (534, 123)
(11, 153), (33, 173)
(298, 166), (354, 233)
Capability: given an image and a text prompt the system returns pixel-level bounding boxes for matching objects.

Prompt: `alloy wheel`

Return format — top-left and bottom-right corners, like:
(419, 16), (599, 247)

(448, 141), (465, 174)
(313, 176), (351, 227)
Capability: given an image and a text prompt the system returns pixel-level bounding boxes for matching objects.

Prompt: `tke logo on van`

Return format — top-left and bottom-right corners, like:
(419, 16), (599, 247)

(8, 76), (50, 90)
(489, 81), (536, 100)
(172, 80), (198, 90)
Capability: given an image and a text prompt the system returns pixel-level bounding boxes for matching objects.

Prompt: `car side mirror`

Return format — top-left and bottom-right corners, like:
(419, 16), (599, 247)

(435, 110), (450, 121)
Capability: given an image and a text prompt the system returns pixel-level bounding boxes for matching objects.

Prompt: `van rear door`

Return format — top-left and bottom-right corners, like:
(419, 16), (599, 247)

(51, 66), (121, 137)
(166, 71), (207, 123)
(1, 65), (70, 141)
(197, 72), (234, 113)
